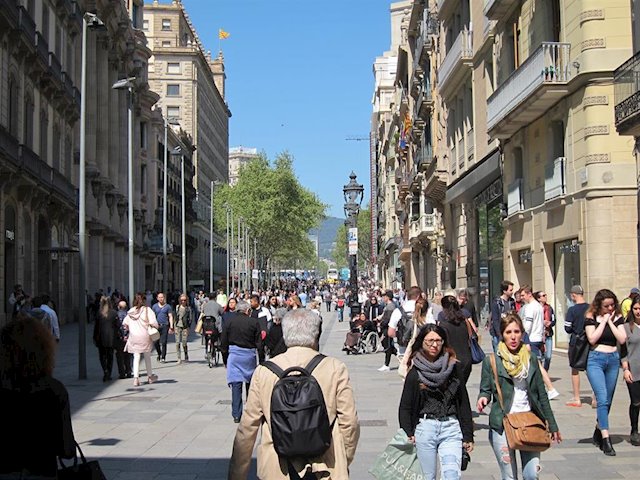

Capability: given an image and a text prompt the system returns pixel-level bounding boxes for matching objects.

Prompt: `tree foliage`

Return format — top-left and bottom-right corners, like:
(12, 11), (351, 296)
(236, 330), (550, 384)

(332, 206), (371, 271)
(212, 152), (326, 270)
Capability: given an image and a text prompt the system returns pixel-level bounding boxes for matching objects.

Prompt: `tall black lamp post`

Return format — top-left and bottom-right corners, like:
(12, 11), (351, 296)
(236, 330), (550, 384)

(343, 172), (364, 319)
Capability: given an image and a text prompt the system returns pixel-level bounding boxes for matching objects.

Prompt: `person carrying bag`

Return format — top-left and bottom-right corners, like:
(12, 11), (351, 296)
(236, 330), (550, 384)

(477, 312), (561, 480)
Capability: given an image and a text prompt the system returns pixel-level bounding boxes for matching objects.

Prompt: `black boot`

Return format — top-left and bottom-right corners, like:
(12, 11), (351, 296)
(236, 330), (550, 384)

(630, 430), (640, 446)
(593, 426), (603, 449)
(602, 437), (616, 456)
(184, 346), (189, 362)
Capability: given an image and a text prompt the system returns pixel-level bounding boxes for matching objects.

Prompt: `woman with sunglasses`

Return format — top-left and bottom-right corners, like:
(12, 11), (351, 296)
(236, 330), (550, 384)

(399, 324), (473, 479)
(585, 289), (627, 455)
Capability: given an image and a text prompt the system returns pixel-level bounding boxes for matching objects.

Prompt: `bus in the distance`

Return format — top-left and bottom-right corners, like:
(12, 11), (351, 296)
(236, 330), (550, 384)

(327, 268), (339, 284)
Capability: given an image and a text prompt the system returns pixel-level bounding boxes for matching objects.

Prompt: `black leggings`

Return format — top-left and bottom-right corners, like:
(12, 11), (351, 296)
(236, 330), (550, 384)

(382, 335), (396, 367)
(628, 380), (640, 431)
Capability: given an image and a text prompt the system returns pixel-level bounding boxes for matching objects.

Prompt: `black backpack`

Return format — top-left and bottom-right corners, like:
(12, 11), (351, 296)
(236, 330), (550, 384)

(396, 307), (414, 347)
(263, 354), (334, 459)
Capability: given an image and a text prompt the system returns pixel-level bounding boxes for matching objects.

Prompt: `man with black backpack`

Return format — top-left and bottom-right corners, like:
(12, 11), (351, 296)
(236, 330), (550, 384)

(386, 286), (421, 373)
(228, 308), (360, 480)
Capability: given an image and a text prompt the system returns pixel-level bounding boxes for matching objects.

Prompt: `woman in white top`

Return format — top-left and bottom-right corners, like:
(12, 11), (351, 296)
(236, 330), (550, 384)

(399, 297), (434, 378)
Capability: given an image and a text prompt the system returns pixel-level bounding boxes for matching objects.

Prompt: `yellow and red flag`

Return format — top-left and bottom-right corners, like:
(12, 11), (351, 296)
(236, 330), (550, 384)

(218, 29), (230, 40)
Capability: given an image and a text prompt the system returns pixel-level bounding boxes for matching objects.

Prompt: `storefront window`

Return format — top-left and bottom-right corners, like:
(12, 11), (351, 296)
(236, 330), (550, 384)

(476, 195), (504, 320)
(553, 239), (581, 348)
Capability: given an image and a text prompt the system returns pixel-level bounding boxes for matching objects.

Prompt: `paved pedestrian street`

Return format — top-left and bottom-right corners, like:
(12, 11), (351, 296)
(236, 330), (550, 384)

(55, 309), (638, 479)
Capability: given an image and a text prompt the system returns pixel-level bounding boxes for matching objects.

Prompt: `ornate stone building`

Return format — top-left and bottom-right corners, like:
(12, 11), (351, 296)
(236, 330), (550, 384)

(144, 0), (230, 291)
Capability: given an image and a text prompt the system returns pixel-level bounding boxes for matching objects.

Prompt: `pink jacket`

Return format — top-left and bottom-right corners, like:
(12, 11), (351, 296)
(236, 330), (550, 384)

(123, 306), (159, 353)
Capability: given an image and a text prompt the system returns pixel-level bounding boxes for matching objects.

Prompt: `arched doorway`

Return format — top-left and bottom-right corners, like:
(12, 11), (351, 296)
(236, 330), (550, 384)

(4, 205), (17, 315)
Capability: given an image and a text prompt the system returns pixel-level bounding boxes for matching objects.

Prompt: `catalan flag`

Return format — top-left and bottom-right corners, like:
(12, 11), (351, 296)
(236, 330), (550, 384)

(218, 29), (230, 40)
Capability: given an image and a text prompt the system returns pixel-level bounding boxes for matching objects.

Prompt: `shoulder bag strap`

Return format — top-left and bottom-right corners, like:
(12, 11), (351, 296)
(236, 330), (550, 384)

(489, 354), (505, 411)
(305, 353), (326, 374)
(262, 360), (285, 378)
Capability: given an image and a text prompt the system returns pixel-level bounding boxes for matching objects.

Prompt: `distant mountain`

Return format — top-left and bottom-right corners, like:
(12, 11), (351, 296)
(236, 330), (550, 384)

(310, 217), (344, 260)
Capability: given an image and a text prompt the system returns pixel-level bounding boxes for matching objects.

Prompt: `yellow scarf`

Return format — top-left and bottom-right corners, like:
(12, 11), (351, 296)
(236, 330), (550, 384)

(497, 341), (530, 380)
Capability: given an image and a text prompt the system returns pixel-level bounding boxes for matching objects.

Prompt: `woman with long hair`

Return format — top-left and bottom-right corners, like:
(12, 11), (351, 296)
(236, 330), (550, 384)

(585, 289), (627, 455)
(438, 295), (473, 383)
(123, 292), (159, 386)
(399, 324), (474, 479)
(534, 291), (555, 371)
(287, 294), (302, 310)
(93, 296), (120, 382)
(399, 297), (434, 377)
(622, 296), (640, 446)
(478, 313), (561, 480)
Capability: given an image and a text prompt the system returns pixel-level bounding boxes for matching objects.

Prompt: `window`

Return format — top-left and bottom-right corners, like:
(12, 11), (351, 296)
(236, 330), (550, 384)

(132, 4), (140, 29)
(167, 106), (180, 119)
(167, 62), (180, 74)
(167, 84), (180, 96)
(52, 124), (61, 170)
(55, 25), (62, 58)
(139, 121), (147, 149)
(23, 94), (34, 148)
(42, 5), (50, 42)
(143, 19), (149, 31)
(66, 41), (73, 77)
(162, 19), (171, 31)
(40, 108), (49, 162)
(162, 40), (171, 47)
(8, 75), (19, 137)
(140, 164), (147, 194)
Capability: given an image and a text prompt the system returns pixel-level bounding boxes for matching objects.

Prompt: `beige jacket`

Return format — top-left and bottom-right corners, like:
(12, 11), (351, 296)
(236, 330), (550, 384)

(228, 346), (360, 479)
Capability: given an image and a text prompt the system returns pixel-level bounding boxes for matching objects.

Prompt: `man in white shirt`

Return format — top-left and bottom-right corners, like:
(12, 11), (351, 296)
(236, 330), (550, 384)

(39, 295), (60, 342)
(520, 284), (560, 400)
(387, 286), (422, 356)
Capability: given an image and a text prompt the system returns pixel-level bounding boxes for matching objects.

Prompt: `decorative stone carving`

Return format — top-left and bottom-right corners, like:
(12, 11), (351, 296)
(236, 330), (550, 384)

(584, 125), (609, 138)
(585, 153), (610, 165)
(581, 38), (606, 51)
(583, 96), (609, 107)
(580, 9), (605, 23)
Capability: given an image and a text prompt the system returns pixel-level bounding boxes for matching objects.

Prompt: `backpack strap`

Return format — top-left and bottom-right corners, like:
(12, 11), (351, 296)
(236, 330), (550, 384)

(263, 360), (285, 378)
(304, 354), (326, 374)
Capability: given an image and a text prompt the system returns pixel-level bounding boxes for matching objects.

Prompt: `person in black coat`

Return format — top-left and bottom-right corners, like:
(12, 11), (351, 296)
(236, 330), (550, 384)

(93, 296), (121, 382)
(265, 307), (288, 358)
(399, 323), (473, 479)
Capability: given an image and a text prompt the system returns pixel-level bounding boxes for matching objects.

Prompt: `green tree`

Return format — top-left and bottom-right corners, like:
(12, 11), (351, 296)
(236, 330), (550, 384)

(332, 206), (371, 271)
(212, 151), (326, 281)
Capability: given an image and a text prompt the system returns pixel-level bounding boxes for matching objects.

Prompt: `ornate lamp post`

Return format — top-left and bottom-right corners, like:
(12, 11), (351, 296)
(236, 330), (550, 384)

(343, 172), (364, 319)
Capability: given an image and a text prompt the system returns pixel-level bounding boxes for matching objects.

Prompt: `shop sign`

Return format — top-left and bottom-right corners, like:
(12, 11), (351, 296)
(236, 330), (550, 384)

(473, 178), (502, 209)
(5, 229), (15, 241)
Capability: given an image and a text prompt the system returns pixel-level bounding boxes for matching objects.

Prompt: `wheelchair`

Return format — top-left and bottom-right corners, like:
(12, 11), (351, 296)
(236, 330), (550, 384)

(343, 321), (380, 355)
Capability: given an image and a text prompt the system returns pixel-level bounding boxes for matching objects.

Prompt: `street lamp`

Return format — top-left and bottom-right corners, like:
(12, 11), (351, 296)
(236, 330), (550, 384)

(225, 203), (232, 298)
(112, 76), (136, 304)
(171, 146), (187, 294)
(162, 116), (179, 295)
(78, 11), (104, 380)
(343, 171), (364, 319)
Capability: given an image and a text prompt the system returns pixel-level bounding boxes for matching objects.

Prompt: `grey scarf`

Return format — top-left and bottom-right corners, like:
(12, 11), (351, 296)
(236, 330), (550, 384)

(412, 352), (456, 388)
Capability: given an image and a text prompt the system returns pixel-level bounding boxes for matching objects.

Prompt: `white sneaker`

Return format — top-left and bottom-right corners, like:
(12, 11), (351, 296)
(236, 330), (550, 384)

(378, 365), (390, 372)
(547, 389), (560, 400)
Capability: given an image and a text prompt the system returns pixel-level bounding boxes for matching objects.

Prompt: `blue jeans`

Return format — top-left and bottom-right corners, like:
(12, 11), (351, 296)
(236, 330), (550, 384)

(492, 336), (500, 353)
(414, 416), (462, 480)
(543, 336), (553, 371)
(337, 307), (344, 322)
(230, 382), (250, 419)
(586, 350), (620, 430)
(529, 342), (544, 364)
(489, 428), (540, 480)
(154, 324), (169, 359)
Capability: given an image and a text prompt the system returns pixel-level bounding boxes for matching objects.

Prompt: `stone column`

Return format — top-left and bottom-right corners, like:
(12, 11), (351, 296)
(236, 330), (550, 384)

(96, 42), (109, 183)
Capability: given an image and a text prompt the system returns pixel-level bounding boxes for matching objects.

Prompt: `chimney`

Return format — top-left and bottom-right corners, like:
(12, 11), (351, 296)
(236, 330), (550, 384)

(210, 50), (226, 99)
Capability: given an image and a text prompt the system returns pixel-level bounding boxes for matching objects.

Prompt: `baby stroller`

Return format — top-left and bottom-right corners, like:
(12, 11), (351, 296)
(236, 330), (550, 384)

(343, 320), (379, 355)
(202, 316), (220, 367)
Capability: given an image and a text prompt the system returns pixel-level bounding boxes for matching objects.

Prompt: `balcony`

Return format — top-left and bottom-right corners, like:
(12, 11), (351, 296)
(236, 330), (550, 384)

(507, 178), (524, 215)
(414, 15), (436, 70)
(615, 51), (640, 136)
(394, 197), (405, 215)
(0, 125), (20, 168)
(437, 0), (460, 20)
(544, 156), (566, 201)
(466, 128), (474, 162)
(392, 87), (409, 118)
(409, 213), (437, 243)
(484, 0), (520, 21)
(48, 52), (63, 90)
(415, 81), (433, 120)
(13, 6), (36, 55)
(424, 155), (449, 202)
(438, 29), (473, 97)
(417, 143), (433, 171)
(487, 42), (571, 139)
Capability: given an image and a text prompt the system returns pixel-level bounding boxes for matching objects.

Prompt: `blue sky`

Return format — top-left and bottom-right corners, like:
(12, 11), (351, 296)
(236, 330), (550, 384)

(181, 0), (392, 218)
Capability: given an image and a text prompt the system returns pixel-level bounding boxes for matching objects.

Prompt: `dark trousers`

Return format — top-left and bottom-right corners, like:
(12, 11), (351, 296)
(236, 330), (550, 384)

(382, 335), (396, 366)
(325, 300), (332, 311)
(230, 381), (250, 419)
(154, 324), (169, 359)
(98, 346), (114, 378)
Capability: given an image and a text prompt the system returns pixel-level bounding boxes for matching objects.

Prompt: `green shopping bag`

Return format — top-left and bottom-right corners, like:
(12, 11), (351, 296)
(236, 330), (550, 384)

(369, 429), (425, 480)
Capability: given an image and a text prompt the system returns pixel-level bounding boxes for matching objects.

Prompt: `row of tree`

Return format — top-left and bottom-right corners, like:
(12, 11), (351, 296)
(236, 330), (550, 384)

(212, 152), (327, 282)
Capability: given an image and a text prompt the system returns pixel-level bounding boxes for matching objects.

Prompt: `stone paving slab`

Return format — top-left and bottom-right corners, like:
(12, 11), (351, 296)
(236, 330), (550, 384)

(51, 306), (640, 479)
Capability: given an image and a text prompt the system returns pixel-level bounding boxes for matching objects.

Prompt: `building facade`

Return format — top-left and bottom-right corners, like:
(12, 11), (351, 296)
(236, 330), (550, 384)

(229, 146), (259, 186)
(144, 0), (230, 291)
(0, 0), (164, 325)
(374, 0), (639, 347)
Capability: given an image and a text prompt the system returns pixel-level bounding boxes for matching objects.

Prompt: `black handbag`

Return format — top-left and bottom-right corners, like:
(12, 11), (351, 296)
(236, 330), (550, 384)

(58, 442), (107, 480)
(569, 331), (590, 371)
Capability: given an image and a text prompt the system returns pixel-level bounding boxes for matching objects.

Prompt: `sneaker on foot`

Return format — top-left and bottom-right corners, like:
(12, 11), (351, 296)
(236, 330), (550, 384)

(630, 431), (640, 446)
(547, 388), (560, 400)
(377, 365), (390, 372)
(148, 374), (158, 384)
